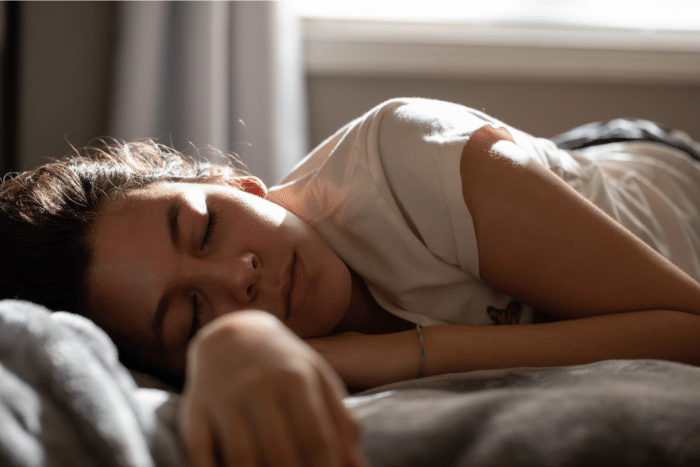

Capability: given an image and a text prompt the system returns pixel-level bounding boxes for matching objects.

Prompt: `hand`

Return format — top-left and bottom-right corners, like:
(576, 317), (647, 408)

(306, 331), (417, 390)
(178, 311), (366, 467)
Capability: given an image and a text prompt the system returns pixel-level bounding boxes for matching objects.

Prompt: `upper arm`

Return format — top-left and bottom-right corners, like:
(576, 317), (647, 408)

(460, 126), (700, 318)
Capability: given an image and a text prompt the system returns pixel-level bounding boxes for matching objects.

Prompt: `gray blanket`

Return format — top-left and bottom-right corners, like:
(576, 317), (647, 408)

(2, 299), (700, 467)
(352, 361), (700, 466)
(0, 300), (184, 467)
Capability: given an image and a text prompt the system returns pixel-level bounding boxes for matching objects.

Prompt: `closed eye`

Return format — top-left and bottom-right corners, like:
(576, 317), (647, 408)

(201, 208), (218, 249)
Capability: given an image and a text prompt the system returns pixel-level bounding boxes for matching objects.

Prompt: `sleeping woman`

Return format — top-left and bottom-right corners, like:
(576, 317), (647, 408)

(3, 97), (700, 467)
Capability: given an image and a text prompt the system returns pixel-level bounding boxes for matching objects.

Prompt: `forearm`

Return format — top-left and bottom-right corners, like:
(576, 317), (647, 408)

(423, 310), (700, 377)
(329, 309), (700, 389)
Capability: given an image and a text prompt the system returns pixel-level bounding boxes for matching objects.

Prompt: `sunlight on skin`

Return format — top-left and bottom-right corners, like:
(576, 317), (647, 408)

(181, 184), (208, 216)
(244, 187), (289, 227)
(179, 181), (289, 227)
(491, 140), (530, 167)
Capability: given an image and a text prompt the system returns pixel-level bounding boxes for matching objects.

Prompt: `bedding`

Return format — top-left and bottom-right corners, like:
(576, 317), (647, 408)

(0, 299), (184, 467)
(2, 298), (700, 467)
(351, 361), (700, 467)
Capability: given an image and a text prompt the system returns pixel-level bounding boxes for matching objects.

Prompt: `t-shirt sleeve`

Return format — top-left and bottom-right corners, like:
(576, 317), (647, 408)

(376, 98), (505, 279)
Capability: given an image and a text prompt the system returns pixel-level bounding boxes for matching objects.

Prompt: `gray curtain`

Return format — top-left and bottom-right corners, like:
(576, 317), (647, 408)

(2, 1), (307, 186)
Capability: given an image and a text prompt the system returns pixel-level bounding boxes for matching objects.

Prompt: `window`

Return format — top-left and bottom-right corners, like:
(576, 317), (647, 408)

(291, 0), (700, 82)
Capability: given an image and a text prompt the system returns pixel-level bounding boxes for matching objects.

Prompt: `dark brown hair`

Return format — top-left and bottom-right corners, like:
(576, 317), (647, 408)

(0, 139), (245, 315)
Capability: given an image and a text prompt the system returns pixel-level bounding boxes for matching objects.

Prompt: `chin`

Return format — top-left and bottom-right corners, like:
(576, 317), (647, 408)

(296, 283), (351, 339)
(322, 280), (353, 335)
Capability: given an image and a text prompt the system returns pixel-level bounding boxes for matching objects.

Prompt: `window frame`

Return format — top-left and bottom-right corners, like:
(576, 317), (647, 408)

(301, 17), (700, 83)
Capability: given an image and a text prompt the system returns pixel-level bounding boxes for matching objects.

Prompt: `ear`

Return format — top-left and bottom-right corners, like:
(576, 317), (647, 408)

(226, 176), (268, 198)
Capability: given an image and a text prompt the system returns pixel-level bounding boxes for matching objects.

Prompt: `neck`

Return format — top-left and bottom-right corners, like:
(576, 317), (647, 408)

(331, 268), (414, 335)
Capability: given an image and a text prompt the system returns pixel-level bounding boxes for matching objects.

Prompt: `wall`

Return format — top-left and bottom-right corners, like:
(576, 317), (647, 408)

(18, 2), (117, 170)
(307, 76), (700, 149)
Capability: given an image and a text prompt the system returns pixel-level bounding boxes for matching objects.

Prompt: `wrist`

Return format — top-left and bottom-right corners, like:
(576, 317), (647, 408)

(192, 310), (280, 348)
(361, 329), (426, 387)
(186, 311), (294, 377)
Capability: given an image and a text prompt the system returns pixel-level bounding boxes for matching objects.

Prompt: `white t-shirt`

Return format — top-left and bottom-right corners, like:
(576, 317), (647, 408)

(271, 98), (700, 326)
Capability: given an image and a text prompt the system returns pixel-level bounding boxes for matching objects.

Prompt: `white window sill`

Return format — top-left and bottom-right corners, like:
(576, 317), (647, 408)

(303, 18), (700, 83)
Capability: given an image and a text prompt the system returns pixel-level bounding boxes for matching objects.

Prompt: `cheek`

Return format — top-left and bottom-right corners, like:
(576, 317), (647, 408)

(245, 193), (288, 228)
(312, 250), (352, 332)
(86, 248), (166, 350)
(89, 257), (158, 312)
(326, 258), (352, 305)
(305, 225), (351, 298)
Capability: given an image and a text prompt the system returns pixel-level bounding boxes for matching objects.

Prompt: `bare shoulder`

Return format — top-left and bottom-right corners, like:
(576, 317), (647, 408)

(459, 125), (540, 214)
(465, 125), (516, 151)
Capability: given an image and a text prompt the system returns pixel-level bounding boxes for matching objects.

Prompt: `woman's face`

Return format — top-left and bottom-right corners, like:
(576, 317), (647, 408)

(85, 179), (352, 375)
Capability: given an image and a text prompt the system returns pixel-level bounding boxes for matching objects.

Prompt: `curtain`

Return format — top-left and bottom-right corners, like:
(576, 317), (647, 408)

(109, 1), (308, 186)
(3, 1), (308, 187)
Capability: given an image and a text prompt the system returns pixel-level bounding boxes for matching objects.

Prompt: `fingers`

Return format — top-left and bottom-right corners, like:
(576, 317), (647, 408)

(320, 377), (366, 467)
(187, 372), (358, 467)
(213, 410), (261, 467)
(281, 377), (343, 467)
(241, 388), (305, 467)
(180, 402), (218, 467)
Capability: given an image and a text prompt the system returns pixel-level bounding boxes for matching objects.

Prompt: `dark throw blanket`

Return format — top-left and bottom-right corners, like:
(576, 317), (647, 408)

(551, 117), (700, 161)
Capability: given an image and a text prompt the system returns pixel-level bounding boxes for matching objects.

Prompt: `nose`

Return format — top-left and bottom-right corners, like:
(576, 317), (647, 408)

(209, 251), (261, 305)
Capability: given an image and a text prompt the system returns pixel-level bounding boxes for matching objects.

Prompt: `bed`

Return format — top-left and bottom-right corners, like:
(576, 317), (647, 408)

(3, 298), (700, 467)
(3, 119), (700, 466)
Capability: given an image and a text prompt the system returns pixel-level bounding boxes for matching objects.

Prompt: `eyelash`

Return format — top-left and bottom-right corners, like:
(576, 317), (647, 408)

(201, 208), (219, 249)
(189, 208), (217, 340)
(190, 294), (202, 339)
